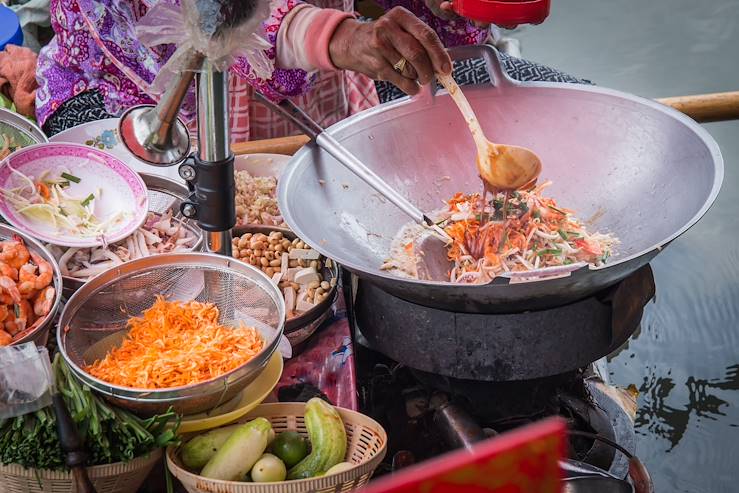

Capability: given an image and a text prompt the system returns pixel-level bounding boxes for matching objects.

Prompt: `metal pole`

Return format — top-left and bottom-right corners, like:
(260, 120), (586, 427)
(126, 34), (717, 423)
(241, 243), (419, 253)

(196, 61), (233, 256)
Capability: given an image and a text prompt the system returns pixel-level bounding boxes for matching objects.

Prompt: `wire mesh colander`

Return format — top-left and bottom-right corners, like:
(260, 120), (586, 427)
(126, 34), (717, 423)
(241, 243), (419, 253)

(57, 174), (203, 297)
(57, 252), (285, 416)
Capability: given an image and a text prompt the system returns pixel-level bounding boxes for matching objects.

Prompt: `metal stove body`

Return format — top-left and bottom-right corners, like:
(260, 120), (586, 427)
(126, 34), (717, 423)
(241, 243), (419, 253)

(348, 264), (655, 483)
(353, 264), (654, 382)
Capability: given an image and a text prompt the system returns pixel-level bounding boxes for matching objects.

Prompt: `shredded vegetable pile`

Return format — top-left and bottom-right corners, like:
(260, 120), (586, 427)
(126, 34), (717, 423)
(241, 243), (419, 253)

(383, 181), (618, 284)
(0, 166), (131, 239)
(86, 297), (264, 389)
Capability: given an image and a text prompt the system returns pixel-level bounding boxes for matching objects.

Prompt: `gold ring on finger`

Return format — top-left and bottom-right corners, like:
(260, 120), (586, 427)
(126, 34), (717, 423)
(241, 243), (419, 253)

(393, 57), (408, 74)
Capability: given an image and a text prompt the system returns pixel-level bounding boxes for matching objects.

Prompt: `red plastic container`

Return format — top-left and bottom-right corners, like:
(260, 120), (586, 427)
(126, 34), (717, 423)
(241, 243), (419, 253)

(452, 0), (550, 26)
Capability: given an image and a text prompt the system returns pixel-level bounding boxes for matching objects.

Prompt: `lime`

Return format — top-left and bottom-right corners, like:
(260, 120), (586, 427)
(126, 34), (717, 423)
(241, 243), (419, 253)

(270, 431), (309, 468)
(251, 454), (287, 482)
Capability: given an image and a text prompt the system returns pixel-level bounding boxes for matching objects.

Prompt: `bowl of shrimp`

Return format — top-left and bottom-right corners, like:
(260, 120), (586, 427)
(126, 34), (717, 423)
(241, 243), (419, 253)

(0, 223), (62, 347)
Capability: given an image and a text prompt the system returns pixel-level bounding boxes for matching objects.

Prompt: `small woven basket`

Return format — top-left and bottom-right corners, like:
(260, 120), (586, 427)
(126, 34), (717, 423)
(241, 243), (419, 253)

(0, 448), (161, 493)
(168, 402), (387, 493)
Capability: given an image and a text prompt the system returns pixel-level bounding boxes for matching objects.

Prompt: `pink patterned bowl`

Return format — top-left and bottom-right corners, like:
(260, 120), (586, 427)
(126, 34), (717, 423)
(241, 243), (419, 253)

(0, 143), (149, 247)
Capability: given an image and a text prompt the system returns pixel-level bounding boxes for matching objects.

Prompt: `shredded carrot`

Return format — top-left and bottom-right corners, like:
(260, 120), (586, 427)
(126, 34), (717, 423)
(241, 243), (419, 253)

(86, 297), (264, 389)
(36, 182), (50, 200)
(437, 183), (617, 282)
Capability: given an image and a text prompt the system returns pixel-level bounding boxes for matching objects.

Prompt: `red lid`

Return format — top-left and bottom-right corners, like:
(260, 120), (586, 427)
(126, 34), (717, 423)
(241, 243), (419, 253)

(452, 0), (550, 26)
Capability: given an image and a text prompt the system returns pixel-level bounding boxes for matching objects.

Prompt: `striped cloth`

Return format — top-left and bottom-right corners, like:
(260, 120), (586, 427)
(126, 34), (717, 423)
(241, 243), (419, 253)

(43, 51), (589, 137)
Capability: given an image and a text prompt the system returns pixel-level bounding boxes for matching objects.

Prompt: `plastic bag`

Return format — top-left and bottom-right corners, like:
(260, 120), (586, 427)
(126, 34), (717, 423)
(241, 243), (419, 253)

(0, 343), (52, 419)
(135, 0), (274, 95)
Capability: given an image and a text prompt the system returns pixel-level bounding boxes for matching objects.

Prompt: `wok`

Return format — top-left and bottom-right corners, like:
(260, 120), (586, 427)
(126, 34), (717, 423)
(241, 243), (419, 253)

(278, 45), (723, 313)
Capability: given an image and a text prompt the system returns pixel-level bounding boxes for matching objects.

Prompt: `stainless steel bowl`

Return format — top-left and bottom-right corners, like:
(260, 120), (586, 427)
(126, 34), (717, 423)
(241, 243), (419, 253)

(0, 224), (63, 347)
(53, 173), (203, 298)
(277, 45), (723, 313)
(232, 225), (338, 348)
(57, 252), (285, 416)
(0, 108), (47, 153)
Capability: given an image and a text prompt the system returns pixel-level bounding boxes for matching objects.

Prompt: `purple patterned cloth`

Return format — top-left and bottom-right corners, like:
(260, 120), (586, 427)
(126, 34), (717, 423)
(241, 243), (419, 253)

(373, 0), (488, 47)
(35, 0), (487, 128)
(35, 0), (311, 127)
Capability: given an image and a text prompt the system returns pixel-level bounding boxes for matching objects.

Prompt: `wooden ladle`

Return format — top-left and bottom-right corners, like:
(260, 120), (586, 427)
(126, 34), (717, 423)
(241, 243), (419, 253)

(437, 73), (542, 191)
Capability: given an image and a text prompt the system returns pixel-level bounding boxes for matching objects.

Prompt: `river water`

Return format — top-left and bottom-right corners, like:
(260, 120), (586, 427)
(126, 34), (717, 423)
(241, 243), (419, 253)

(515, 2), (738, 491)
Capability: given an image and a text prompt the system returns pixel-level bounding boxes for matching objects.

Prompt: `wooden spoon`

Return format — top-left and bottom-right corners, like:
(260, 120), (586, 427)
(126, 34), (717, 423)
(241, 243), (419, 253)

(437, 73), (542, 191)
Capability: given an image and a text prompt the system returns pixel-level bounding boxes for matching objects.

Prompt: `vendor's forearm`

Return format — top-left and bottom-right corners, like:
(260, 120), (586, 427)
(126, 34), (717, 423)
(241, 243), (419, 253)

(276, 6), (353, 72)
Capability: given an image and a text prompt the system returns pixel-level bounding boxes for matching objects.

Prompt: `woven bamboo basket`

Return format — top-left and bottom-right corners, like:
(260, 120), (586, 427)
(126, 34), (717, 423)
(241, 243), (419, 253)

(0, 448), (162, 493)
(168, 403), (387, 493)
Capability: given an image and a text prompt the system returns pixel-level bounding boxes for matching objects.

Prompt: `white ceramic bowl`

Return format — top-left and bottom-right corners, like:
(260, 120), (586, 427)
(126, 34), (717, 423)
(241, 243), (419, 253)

(0, 143), (149, 247)
(234, 153), (291, 177)
(50, 118), (183, 182)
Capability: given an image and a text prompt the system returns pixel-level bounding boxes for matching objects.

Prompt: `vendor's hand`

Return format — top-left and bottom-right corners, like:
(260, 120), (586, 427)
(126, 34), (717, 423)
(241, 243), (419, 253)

(329, 7), (452, 96)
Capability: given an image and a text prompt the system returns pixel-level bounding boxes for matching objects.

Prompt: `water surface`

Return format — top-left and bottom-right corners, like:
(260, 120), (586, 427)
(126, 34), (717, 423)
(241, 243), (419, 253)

(515, 3), (739, 491)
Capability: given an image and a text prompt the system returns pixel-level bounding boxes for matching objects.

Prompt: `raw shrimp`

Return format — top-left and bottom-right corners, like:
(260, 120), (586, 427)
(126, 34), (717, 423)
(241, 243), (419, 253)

(0, 276), (21, 303)
(0, 329), (12, 345)
(5, 299), (32, 335)
(33, 286), (55, 317)
(0, 238), (30, 269)
(18, 251), (53, 293)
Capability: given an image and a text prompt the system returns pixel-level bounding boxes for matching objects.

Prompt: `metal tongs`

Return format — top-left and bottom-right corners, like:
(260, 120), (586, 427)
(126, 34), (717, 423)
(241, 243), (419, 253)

(255, 94), (446, 234)
(257, 95), (453, 280)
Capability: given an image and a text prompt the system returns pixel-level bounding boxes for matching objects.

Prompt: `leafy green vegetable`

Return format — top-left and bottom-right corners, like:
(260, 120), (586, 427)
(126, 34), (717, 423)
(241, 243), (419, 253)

(0, 94), (16, 112)
(0, 355), (180, 470)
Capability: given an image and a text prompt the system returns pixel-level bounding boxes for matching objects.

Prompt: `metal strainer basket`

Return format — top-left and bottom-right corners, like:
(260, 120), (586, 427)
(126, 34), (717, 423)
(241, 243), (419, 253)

(57, 252), (285, 416)
(54, 173), (203, 297)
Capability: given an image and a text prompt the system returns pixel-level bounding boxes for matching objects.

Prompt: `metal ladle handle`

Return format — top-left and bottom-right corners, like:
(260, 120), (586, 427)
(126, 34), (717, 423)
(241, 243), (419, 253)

(255, 93), (431, 226)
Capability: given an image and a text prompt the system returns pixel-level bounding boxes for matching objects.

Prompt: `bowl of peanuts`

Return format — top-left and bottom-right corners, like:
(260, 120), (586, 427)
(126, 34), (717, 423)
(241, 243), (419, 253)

(232, 226), (338, 344)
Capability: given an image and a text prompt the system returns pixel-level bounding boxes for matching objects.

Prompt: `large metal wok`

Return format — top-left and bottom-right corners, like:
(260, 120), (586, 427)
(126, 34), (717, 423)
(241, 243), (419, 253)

(278, 45), (723, 313)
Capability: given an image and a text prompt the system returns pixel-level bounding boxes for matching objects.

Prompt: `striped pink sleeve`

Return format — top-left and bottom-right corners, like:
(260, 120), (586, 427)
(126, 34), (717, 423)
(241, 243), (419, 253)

(276, 6), (354, 72)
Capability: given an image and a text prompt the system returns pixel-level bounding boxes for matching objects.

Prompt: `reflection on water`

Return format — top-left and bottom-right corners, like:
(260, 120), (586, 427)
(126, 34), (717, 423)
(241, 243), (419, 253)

(635, 363), (737, 451)
(516, 1), (739, 491)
